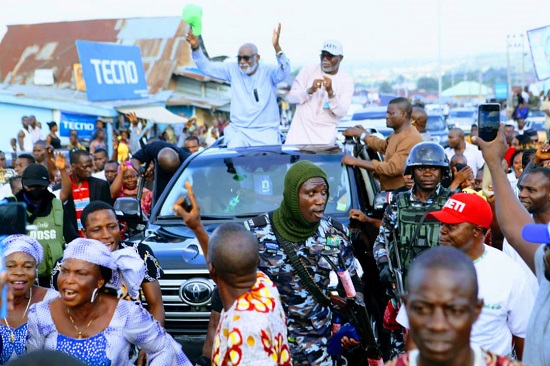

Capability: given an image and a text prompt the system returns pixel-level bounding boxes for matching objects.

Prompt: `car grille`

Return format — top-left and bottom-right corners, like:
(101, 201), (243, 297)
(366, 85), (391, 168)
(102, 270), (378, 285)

(142, 269), (215, 334)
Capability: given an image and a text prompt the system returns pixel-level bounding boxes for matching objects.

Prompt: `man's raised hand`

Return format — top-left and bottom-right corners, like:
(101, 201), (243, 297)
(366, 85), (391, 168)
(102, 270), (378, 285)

(54, 151), (66, 171)
(272, 23), (282, 53)
(186, 29), (200, 50)
(173, 181), (201, 230)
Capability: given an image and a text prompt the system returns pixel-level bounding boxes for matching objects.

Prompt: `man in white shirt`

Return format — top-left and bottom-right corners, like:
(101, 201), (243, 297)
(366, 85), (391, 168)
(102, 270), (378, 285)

(92, 148), (109, 181)
(444, 128), (484, 173)
(285, 40), (354, 145)
(397, 192), (534, 358)
(475, 123), (550, 365)
(390, 246), (522, 365)
(17, 116), (33, 152)
(28, 115), (43, 143)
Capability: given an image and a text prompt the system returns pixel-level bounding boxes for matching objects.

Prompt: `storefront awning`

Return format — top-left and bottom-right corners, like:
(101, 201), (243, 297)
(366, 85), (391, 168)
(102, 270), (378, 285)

(117, 105), (188, 124)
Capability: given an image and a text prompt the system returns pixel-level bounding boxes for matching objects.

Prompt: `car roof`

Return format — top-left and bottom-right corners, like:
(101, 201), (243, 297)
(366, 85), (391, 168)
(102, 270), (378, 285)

(449, 107), (476, 112)
(192, 144), (346, 160)
(351, 107), (388, 120)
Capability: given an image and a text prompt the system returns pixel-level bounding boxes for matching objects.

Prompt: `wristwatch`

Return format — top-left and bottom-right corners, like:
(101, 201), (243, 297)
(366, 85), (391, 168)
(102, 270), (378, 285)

(276, 50), (284, 57)
(360, 132), (368, 142)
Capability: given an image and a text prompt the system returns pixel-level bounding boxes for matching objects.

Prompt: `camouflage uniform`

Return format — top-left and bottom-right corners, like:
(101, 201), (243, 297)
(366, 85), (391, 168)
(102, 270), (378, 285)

(373, 185), (451, 274)
(245, 214), (360, 366)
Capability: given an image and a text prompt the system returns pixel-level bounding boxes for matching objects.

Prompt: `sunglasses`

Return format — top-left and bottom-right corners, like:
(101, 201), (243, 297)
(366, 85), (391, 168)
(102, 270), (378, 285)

(320, 52), (337, 60)
(236, 54), (257, 62)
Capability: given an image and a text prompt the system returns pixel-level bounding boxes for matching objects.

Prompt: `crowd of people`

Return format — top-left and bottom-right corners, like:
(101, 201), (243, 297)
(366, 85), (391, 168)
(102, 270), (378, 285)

(1, 19), (550, 366)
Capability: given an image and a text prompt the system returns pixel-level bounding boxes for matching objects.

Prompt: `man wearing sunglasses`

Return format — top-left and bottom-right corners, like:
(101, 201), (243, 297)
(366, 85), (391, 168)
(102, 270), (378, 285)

(186, 24), (290, 148)
(285, 40), (354, 145)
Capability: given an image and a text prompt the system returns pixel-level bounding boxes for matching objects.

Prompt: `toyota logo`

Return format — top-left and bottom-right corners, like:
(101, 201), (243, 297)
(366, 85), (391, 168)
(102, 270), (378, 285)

(180, 278), (214, 306)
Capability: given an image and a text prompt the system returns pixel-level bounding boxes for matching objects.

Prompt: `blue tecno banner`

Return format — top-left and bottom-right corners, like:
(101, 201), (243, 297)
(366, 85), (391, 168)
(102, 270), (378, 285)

(59, 113), (97, 139)
(76, 40), (149, 101)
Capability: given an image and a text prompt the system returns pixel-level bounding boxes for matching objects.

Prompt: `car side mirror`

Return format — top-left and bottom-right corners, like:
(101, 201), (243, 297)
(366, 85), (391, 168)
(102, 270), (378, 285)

(114, 197), (145, 224)
(0, 201), (28, 235)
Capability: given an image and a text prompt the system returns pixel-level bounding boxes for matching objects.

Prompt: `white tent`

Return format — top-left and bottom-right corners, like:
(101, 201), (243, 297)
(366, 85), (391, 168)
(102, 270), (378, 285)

(441, 81), (492, 97)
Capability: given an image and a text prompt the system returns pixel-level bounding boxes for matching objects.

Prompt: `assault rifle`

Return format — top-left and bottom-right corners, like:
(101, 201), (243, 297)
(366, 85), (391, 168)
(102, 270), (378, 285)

(322, 251), (383, 363)
(384, 230), (405, 303)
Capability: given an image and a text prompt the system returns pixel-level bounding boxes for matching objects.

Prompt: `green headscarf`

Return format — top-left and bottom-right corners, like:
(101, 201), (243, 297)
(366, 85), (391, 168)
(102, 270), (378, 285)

(272, 161), (328, 242)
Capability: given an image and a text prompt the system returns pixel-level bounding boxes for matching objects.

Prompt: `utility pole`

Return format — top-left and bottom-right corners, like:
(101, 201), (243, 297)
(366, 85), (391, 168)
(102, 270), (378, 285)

(507, 35), (512, 109)
(521, 34), (526, 90)
(437, 0), (442, 103)
(506, 34), (524, 110)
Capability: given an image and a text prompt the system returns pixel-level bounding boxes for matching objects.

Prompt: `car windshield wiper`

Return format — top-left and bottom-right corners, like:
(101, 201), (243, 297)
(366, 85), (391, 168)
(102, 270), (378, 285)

(156, 215), (236, 221)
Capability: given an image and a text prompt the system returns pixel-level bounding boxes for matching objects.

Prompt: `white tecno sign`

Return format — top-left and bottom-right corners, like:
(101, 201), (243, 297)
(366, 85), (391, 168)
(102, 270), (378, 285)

(89, 59), (139, 85)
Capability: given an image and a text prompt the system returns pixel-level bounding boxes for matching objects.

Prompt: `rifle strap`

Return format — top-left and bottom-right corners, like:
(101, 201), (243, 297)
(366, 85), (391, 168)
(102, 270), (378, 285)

(268, 211), (330, 307)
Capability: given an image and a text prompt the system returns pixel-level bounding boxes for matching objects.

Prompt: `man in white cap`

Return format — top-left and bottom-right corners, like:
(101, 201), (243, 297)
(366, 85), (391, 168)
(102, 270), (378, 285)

(285, 40), (354, 145)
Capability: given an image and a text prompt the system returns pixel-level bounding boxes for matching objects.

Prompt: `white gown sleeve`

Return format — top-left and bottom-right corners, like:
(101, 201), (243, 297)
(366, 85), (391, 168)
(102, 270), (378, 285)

(121, 301), (192, 366)
(26, 302), (47, 352)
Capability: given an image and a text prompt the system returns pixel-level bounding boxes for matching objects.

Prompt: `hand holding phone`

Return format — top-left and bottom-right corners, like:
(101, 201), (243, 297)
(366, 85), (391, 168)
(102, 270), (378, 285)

(181, 197), (192, 213)
(478, 103), (501, 143)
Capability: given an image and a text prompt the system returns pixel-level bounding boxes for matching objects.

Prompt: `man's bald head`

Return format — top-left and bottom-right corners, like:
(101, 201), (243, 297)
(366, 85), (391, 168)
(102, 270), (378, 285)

(450, 153), (468, 167)
(412, 107), (428, 131)
(407, 246), (478, 299)
(239, 43), (258, 55)
(208, 223), (259, 281)
(157, 147), (180, 173)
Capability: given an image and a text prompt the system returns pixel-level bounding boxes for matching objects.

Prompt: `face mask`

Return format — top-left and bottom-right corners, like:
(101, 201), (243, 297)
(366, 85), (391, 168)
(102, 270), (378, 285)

(25, 188), (46, 201)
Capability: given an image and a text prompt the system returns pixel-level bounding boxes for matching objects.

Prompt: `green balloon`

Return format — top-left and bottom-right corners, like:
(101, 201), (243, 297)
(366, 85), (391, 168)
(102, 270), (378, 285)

(182, 4), (203, 36)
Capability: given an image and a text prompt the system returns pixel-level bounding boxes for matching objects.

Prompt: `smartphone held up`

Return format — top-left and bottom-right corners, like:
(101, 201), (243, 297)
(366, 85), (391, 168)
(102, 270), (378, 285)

(477, 103), (501, 143)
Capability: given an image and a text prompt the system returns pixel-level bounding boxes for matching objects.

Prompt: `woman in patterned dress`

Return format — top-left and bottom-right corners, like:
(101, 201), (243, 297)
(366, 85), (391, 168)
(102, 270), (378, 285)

(0, 235), (58, 364)
(26, 238), (191, 366)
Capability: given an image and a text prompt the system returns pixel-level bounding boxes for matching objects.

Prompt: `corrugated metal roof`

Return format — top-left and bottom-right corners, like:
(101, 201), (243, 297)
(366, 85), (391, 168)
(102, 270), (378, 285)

(174, 67), (227, 84)
(167, 92), (230, 109)
(0, 17), (195, 94)
(0, 83), (174, 116)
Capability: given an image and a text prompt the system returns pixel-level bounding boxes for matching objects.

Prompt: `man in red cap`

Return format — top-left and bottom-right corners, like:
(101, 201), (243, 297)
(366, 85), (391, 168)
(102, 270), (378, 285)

(396, 192), (534, 360)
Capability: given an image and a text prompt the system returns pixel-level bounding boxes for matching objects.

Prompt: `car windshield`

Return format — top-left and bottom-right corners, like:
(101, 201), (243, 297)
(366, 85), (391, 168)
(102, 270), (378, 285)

(425, 115), (447, 131)
(449, 110), (474, 118)
(158, 154), (352, 219)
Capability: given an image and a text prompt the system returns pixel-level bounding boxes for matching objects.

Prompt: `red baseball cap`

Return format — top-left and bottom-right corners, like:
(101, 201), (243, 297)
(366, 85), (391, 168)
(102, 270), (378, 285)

(426, 192), (493, 229)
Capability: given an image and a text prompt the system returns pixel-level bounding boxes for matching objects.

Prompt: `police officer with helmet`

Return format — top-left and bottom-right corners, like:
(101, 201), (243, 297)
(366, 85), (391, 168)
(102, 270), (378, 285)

(372, 141), (453, 356)
(373, 141), (453, 286)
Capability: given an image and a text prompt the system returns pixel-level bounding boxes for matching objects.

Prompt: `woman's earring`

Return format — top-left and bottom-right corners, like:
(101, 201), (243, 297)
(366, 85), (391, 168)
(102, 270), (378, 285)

(91, 288), (99, 303)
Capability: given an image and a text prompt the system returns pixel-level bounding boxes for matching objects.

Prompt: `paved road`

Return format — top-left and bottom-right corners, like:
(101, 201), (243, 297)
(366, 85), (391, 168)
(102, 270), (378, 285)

(175, 334), (206, 363)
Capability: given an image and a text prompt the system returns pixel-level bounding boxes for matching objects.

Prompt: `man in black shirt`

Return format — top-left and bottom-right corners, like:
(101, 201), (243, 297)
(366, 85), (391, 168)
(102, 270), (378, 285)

(131, 140), (190, 205)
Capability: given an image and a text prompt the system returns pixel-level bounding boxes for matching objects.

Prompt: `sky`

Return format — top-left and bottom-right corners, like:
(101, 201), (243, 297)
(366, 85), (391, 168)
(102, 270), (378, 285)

(0, 0), (548, 67)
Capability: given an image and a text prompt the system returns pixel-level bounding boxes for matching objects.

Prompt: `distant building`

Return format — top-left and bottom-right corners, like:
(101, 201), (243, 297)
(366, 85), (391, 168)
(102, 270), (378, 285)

(0, 17), (230, 152)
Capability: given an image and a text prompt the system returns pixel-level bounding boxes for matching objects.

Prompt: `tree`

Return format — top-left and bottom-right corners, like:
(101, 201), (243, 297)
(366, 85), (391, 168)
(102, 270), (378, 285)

(379, 81), (393, 93)
(416, 77), (438, 92)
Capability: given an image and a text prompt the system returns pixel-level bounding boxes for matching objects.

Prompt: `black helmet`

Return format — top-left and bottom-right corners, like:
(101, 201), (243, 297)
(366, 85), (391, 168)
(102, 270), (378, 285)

(404, 141), (450, 177)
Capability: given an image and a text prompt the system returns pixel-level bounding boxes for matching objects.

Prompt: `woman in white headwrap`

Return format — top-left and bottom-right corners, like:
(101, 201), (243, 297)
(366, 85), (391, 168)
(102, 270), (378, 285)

(26, 238), (191, 366)
(0, 234), (58, 364)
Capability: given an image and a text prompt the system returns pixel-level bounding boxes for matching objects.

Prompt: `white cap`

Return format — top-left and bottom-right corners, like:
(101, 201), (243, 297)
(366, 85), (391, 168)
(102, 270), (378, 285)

(321, 40), (343, 56)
